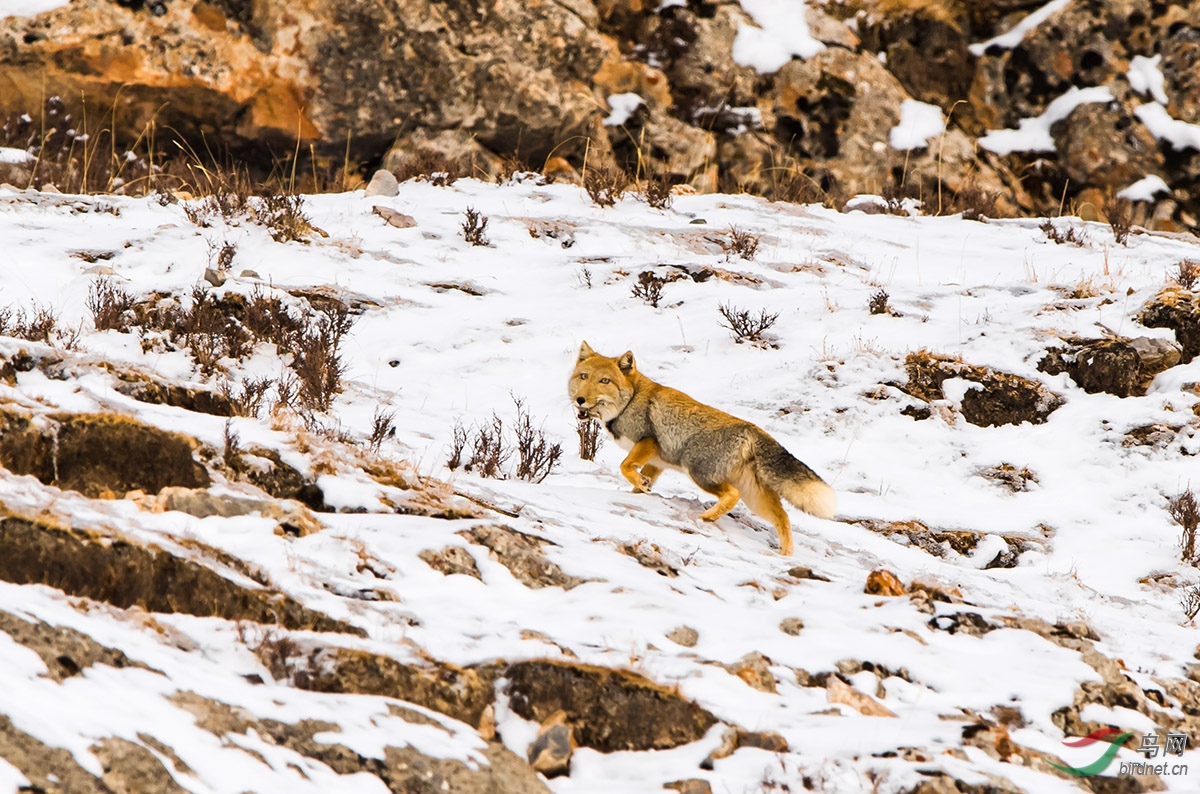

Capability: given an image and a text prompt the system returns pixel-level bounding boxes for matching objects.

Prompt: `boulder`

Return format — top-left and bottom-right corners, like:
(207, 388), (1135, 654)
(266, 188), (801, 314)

(904, 351), (1063, 426)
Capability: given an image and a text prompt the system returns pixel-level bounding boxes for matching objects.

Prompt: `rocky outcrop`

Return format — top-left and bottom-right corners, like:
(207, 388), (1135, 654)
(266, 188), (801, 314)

(903, 351), (1064, 426)
(1039, 336), (1183, 396)
(0, 0), (1198, 227)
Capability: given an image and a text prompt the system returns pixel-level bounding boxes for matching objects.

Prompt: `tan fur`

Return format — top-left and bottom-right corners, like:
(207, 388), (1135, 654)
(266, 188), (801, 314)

(569, 342), (835, 556)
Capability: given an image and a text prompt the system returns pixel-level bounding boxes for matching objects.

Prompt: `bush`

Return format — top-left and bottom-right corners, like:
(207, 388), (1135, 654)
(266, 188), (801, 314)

(718, 302), (778, 345)
(868, 289), (891, 316)
(462, 207), (490, 247)
(87, 277), (134, 332)
(577, 417), (602, 461)
(1169, 488), (1199, 566)
(293, 304), (353, 412)
(585, 165), (627, 208)
(632, 271), (668, 308)
(723, 227), (760, 261)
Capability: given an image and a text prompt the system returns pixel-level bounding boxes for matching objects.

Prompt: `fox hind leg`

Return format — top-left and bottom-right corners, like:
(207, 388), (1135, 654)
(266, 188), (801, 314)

(698, 482), (740, 522)
(640, 464), (663, 490)
(749, 489), (794, 556)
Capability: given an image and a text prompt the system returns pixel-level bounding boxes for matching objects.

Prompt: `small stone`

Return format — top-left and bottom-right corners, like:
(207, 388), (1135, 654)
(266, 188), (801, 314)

(666, 625), (698, 648)
(727, 652), (777, 693)
(835, 659), (862, 676)
(688, 218), (707, 224)
(779, 617), (804, 635)
(364, 169), (399, 197)
(784, 565), (830, 581)
(203, 267), (226, 287)
(735, 728), (788, 753)
(372, 205), (417, 228)
(239, 269), (261, 279)
(865, 569), (906, 596)
(826, 675), (897, 718)
(527, 718), (573, 778)
(41, 182), (61, 194)
(664, 779), (713, 794)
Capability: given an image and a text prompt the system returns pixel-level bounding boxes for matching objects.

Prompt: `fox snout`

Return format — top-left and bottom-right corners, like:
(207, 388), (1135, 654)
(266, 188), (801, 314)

(575, 397), (590, 420)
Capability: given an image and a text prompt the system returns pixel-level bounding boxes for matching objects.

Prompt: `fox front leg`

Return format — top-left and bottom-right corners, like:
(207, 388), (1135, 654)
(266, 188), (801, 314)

(619, 438), (660, 493)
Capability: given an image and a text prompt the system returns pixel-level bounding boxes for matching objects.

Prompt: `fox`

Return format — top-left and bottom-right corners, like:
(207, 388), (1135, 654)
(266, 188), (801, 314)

(568, 341), (835, 555)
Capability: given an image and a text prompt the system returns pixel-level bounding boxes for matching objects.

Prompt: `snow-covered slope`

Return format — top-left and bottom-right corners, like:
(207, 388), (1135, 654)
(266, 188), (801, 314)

(0, 179), (1198, 793)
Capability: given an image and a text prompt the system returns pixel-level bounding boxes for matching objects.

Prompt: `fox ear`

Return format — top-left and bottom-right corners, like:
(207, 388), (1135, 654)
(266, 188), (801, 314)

(578, 341), (595, 361)
(617, 351), (635, 373)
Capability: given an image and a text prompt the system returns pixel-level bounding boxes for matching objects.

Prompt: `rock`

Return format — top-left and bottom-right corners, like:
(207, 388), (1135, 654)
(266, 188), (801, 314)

(0, 0), (614, 173)
(784, 565), (830, 582)
(0, 515), (359, 634)
(372, 205), (417, 228)
(666, 625), (699, 647)
(779, 617), (804, 636)
(1129, 336), (1183, 385)
(826, 675), (897, 718)
(928, 612), (996, 638)
(503, 659), (718, 752)
(0, 409), (210, 498)
(364, 169), (399, 197)
(203, 266), (226, 287)
(141, 487), (323, 536)
(618, 540), (679, 577)
(726, 652), (777, 694)
(855, 2), (973, 113)
(1140, 288), (1200, 364)
(458, 525), (586, 590)
(735, 728), (789, 753)
(664, 780), (713, 794)
(1039, 339), (1142, 397)
(527, 715), (573, 779)
(904, 350), (1063, 426)
(418, 546), (482, 580)
(1051, 99), (1162, 190)
(865, 569), (907, 596)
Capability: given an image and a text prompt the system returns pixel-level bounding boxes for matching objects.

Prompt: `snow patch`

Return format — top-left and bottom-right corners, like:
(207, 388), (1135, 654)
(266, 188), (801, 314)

(1135, 102), (1200, 151)
(732, 0), (824, 74)
(890, 100), (946, 151)
(0, 0), (68, 19)
(1117, 175), (1170, 202)
(968, 0), (1070, 56)
(979, 86), (1113, 155)
(603, 93), (646, 127)
(1128, 54), (1169, 105)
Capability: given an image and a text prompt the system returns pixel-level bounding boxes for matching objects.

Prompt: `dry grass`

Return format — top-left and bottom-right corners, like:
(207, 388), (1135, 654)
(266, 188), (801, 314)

(584, 164), (628, 208)
(462, 207), (490, 247)
(577, 417), (602, 461)
(1104, 195), (1133, 245)
(723, 227), (760, 261)
(1173, 260), (1200, 290)
(642, 171), (674, 210)
(87, 277), (135, 332)
(390, 148), (464, 186)
(1169, 488), (1199, 566)
(631, 271), (669, 308)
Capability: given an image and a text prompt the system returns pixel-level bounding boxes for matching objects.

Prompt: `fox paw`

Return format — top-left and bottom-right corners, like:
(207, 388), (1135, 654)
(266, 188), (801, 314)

(631, 477), (652, 494)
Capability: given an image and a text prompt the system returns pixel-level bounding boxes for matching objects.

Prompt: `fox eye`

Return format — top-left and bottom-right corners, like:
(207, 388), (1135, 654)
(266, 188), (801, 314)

(599, 377), (611, 384)
(579, 373), (588, 380)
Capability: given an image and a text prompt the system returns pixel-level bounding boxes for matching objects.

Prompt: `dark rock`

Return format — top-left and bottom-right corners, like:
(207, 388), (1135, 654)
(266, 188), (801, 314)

(418, 546), (482, 580)
(0, 516), (359, 634)
(1051, 100), (1162, 190)
(904, 351), (1063, 426)
(503, 659), (718, 752)
(1140, 288), (1200, 364)
(1039, 339), (1142, 397)
(928, 612), (996, 637)
(0, 409), (210, 497)
(459, 525), (586, 590)
(527, 719), (573, 778)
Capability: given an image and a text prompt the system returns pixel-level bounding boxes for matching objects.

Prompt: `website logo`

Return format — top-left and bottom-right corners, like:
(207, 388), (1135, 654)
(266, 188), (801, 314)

(1050, 728), (1190, 778)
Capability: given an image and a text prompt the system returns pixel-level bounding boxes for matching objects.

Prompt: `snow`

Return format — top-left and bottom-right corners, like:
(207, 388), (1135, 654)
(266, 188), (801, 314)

(0, 179), (1199, 791)
(1119, 175), (1171, 202)
(1136, 102), (1200, 151)
(968, 0), (1071, 56)
(979, 86), (1114, 155)
(732, 0), (824, 74)
(603, 93), (645, 127)
(0, 0), (67, 19)
(0, 147), (32, 165)
(889, 100), (946, 151)
(1128, 54), (1170, 105)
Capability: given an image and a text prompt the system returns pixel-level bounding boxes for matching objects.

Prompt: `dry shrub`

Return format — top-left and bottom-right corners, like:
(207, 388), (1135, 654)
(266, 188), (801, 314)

(584, 164), (628, 208)
(718, 302), (778, 345)
(631, 271), (668, 308)
(1039, 220), (1086, 246)
(577, 417), (602, 461)
(223, 376), (273, 418)
(467, 414), (509, 479)
(462, 207), (490, 247)
(243, 289), (305, 351)
(868, 289), (891, 316)
(513, 399), (562, 483)
(724, 227), (760, 261)
(1182, 583), (1200, 621)
(1173, 260), (1200, 290)
(1104, 196), (1133, 245)
(0, 304), (58, 344)
(256, 194), (313, 243)
(1169, 488), (1199, 566)
(293, 303), (353, 412)
(368, 407), (397, 453)
(950, 184), (1000, 221)
(87, 277), (134, 332)
(390, 148), (464, 186)
(642, 171), (673, 210)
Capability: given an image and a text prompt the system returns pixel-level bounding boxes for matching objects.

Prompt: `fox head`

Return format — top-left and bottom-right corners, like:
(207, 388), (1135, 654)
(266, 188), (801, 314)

(568, 341), (636, 422)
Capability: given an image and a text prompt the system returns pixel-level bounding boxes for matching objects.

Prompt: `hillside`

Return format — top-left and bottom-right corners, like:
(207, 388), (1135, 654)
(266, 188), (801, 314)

(0, 175), (1199, 793)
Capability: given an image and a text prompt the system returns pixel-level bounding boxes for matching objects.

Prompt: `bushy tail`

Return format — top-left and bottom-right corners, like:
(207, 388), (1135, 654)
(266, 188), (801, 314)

(753, 432), (836, 519)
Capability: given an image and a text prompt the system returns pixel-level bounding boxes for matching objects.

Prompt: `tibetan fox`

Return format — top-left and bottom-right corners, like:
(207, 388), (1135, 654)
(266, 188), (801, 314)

(569, 342), (835, 555)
